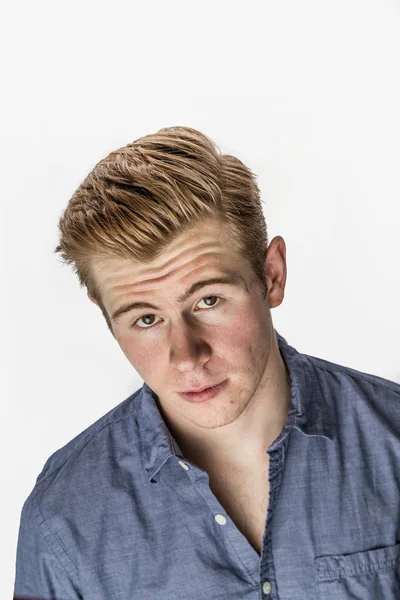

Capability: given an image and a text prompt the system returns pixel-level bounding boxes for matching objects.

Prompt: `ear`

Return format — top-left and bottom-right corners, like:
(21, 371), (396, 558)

(87, 292), (98, 306)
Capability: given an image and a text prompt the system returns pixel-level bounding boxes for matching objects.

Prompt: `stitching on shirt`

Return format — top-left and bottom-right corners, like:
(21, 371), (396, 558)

(35, 396), (139, 485)
(319, 554), (400, 580)
(32, 493), (80, 585)
(310, 357), (400, 397)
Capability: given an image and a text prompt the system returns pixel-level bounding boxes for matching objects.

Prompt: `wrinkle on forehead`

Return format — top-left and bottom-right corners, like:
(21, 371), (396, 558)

(95, 241), (223, 283)
(93, 219), (235, 277)
(112, 257), (225, 297)
(92, 235), (244, 309)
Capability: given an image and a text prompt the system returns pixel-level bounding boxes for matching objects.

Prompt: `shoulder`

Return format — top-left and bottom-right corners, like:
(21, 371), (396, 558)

(27, 385), (144, 503)
(15, 385), (146, 582)
(305, 350), (400, 399)
(303, 350), (400, 433)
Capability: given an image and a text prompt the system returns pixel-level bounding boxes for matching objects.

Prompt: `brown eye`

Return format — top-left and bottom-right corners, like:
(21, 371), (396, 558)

(131, 314), (159, 330)
(199, 296), (219, 308)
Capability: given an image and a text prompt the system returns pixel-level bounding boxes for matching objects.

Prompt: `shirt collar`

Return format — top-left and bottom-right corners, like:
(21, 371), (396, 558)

(136, 329), (335, 483)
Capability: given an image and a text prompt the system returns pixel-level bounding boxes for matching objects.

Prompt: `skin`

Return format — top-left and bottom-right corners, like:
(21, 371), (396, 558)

(88, 219), (292, 474)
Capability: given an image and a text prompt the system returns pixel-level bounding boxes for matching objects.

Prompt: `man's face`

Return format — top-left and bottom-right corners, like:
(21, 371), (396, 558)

(89, 220), (286, 433)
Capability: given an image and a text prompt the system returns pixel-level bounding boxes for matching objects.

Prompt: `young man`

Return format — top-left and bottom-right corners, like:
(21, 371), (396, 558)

(14, 127), (400, 599)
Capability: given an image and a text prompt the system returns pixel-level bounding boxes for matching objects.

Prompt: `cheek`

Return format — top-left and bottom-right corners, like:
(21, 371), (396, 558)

(217, 325), (247, 351)
(117, 334), (160, 376)
(222, 304), (270, 362)
(218, 318), (258, 359)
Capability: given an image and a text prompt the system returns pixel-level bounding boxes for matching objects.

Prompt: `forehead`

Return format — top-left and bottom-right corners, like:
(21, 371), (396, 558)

(92, 222), (242, 287)
(90, 222), (248, 307)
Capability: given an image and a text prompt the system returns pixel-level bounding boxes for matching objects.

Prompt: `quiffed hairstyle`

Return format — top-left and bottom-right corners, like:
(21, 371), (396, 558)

(54, 126), (269, 335)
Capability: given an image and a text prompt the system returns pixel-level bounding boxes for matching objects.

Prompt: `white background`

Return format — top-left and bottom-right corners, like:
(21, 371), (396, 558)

(1, 0), (400, 595)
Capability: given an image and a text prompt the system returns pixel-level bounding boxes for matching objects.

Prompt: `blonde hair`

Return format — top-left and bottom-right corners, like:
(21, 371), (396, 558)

(54, 126), (269, 334)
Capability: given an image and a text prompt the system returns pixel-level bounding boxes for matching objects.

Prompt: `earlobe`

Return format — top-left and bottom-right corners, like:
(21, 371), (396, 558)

(87, 292), (98, 306)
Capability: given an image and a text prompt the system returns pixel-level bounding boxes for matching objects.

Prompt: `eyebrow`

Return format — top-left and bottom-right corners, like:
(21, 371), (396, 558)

(110, 274), (244, 323)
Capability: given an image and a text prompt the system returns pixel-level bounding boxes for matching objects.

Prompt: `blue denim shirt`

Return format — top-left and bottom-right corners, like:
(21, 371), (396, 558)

(13, 330), (400, 599)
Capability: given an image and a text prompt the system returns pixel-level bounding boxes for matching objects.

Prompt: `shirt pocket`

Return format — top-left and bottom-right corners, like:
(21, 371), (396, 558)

(314, 542), (400, 600)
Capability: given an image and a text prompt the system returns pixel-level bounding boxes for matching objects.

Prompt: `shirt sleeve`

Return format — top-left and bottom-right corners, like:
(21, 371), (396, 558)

(13, 493), (82, 600)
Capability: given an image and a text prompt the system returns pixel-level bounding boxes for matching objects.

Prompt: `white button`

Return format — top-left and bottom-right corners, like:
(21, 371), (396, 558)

(262, 580), (272, 595)
(178, 460), (189, 470)
(214, 514), (227, 525)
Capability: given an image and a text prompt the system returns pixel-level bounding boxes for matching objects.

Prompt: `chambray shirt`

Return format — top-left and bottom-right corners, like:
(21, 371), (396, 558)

(13, 330), (400, 599)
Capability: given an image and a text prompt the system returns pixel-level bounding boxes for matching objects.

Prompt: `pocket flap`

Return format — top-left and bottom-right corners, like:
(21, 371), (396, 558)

(315, 542), (400, 583)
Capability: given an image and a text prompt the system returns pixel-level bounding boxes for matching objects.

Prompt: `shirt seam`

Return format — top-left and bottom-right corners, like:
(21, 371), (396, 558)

(35, 402), (138, 486)
(34, 493), (80, 583)
(310, 359), (400, 396)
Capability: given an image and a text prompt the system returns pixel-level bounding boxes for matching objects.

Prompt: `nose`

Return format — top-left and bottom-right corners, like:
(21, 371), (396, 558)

(169, 322), (211, 372)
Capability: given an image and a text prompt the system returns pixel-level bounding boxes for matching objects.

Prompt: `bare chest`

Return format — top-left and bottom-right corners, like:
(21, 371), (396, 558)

(208, 462), (270, 556)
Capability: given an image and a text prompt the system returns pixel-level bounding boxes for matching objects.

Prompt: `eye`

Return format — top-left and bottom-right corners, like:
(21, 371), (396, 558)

(130, 295), (222, 332)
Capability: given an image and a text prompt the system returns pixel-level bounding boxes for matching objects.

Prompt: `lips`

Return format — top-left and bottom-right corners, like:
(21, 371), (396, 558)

(179, 379), (229, 403)
(183, 382), (222, 393)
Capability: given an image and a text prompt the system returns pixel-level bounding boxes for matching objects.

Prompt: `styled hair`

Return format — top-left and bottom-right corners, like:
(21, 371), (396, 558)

(54, 126), (269, 335)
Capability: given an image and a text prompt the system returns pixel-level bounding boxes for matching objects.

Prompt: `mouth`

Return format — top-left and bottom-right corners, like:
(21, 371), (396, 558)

(178, 379), (229, 403)
(182, 381), (224, 393)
